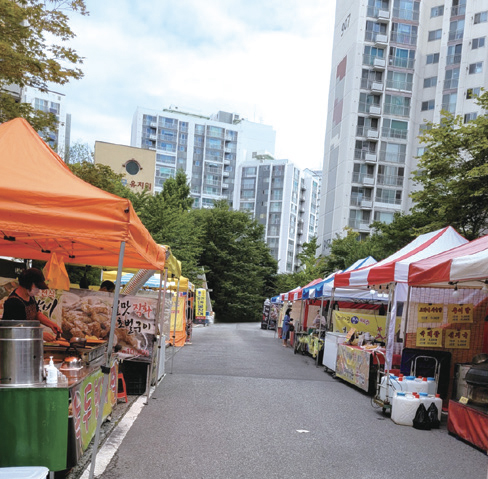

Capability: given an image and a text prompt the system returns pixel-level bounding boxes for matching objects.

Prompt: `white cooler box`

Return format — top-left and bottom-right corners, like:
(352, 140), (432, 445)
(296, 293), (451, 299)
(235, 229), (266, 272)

(322, 332), (348, 372)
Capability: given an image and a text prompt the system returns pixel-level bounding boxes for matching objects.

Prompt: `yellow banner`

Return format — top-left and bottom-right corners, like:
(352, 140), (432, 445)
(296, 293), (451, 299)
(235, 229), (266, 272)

(416, 327), (443, 347)
(447, 304), (474, 323)
(335, 344), (370, 392)
(195, 288), (206, 320)
(417, 303), (443, 323)
(333, 311), (401, 341)
(169, 295), (186, 332)
(445, 329), (471, 349)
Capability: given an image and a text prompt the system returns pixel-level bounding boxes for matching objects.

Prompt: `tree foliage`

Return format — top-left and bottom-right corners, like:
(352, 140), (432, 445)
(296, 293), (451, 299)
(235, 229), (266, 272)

(411, 91), (488, 239)
(0, 0), (87, 131)
(193, 201), (277, 323)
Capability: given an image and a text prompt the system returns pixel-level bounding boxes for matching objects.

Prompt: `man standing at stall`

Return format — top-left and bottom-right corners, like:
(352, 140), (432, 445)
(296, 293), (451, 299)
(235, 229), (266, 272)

(1, 268), (62, 340)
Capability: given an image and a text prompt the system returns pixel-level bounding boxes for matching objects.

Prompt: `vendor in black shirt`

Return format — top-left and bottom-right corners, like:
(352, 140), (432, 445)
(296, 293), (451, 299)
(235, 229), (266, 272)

(2, 268), (62, 340)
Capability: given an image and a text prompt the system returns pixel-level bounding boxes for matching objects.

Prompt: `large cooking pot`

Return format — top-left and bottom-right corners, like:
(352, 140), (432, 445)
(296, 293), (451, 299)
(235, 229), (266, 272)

(0, 320), (44, 386)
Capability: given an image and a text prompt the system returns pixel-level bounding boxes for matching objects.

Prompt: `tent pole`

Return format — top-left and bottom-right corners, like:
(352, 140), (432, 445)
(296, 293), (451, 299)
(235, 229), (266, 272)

(170, 277), (181, 374)
(88, 241), (126, 479)
(155, 268), (168, 385)
(145, 270), (165, 405)
(326, 288), (335, 331)
(316, 295), (325, 367)
(402, 285), (412, 344)
(384, 282), (397, 370)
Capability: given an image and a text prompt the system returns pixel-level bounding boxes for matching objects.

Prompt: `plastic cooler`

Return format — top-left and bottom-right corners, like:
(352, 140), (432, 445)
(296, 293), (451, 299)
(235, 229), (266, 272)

(0, 467), (49, 479)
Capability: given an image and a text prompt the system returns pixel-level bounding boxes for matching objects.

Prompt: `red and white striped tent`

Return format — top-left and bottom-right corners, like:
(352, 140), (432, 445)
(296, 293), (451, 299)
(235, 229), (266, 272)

(280, 286), (301, 302)
(334, 226), (468, 292)
(408, 234), (488, 287)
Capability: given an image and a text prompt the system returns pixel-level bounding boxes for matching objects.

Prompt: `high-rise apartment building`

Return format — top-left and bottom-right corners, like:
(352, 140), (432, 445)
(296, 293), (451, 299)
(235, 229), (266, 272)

(131, 106), (276, 208)
(318, 0), (488, 253)
(22, 86), (70, 157)
(235, 154), (321, 273)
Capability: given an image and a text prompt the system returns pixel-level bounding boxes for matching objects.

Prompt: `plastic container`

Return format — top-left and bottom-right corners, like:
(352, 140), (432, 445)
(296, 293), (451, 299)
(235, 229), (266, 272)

(391, 392), (420, 426)
(379, 374), (405, 401)
(46, 356), (58, 385)
(426, 377), (437, 395)
(0, 467), (49, 479)
(402, 376), (416, 393)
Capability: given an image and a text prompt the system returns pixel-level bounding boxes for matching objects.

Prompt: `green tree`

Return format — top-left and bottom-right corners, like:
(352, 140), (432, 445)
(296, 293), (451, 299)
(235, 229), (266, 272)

(64, 141), (93, 164)
(0, 0), (88, 132)
(411, 91), (488, 239)
(194, 201), (277, 323)
(139, 172), (203, 282)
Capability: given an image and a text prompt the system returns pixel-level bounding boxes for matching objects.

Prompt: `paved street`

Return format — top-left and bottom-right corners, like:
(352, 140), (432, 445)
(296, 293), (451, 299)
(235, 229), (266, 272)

(98, 323), (487, 479)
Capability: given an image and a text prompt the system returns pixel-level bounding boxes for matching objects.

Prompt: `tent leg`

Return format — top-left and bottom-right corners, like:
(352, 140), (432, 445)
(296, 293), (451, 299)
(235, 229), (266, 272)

(154, 269), (168, 387)
(88, 241), (126, 479)
(170, 278), (181, 374)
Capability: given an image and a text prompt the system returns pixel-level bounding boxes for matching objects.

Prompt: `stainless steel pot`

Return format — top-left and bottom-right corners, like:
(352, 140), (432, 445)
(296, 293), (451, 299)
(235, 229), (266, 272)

(0, 320), (44, 386)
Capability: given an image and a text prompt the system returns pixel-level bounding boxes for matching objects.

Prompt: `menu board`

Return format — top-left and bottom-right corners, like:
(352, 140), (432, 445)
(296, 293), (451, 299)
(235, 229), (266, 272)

(416, 327), (443, 348)
(417, 303), (443, 323)
(447, 304), (473, 323)
(445, 329), (471, 349)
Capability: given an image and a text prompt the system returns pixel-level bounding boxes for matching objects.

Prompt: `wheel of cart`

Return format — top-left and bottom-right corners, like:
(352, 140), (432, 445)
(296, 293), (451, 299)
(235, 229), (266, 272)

(371, 349), (393, 415)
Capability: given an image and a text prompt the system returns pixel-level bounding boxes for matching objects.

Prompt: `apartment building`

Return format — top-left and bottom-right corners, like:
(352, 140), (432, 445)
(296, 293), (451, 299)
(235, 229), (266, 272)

(318, 0), (488, 253)
(235, 154), (321, 273)
(21, 86), (70, 157)
(131, 106), (276, 208)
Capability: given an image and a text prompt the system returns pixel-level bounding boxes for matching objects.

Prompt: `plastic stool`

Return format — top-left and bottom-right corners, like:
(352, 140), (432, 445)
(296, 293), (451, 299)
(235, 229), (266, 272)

(117, 373), (128, 403)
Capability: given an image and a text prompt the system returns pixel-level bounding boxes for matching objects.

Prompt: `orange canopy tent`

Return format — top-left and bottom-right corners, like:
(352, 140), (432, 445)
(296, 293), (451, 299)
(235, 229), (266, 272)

(0, 118), (165, 270)
(0, 118), (166, 478)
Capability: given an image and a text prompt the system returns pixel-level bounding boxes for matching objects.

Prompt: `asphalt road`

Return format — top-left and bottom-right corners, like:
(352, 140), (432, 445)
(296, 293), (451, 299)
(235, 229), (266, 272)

(99, 323), (488, 479)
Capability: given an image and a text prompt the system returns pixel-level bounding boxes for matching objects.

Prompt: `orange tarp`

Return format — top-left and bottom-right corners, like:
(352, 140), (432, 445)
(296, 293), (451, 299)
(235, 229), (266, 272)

(0, 119), (165, 270)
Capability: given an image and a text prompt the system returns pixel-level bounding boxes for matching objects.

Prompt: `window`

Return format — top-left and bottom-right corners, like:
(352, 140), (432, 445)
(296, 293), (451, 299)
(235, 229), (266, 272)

(393, 0), (420, 21)
(473, 37), (486, 49)
(446, 44), (462, 65)
(464, 112), (478, 123)
(466, 87), (481, 99)
(363, 45), (385, 65)
(421, 100), (435, 111)
(386, 71), (413, 90)
(389, 46), (415, 68)
(474, 12), (488, 24)
(451, 0), (466, 17)
(125, 160), (140, 175)
(375, 188), (402, 205)
(444, 68), (460, 89)
(384, 94), (411, 116)
(391, 23), (418, 45)
(382, 119), (408, 139)
(449, 19), (464, 41)
(365, 21), (387, 41)
(469, 62), (483, 74)
(431, 5), (444, 17)
(156, 154), (176, 165)
(243, 167), (257, 176)
(380, 142), (407, 163)
(377, 165), (404, 186)
(423, 76), (437, 88)
(426, 53), (440, 64)
(428, 29), (442, 41)
(359, 93), (381, 113)
(442, 93), (457, 113)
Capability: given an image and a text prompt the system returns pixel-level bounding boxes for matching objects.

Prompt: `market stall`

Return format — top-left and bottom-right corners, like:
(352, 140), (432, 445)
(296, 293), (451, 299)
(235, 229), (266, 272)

(333, 226), (468, 369)
(0, 118), (167, 475)
(407, 235), (488, 450)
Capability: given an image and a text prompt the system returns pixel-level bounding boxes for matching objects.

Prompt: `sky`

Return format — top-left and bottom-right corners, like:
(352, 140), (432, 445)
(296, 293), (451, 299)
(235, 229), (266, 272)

(62, 0), (336, 171)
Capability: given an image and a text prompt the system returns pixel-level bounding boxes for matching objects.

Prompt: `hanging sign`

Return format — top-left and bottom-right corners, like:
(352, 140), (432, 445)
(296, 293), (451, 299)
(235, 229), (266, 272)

(445, 329), (471, 349)
(416, 327), (443, 348)
(447, 304), (473, 323)
(417, 303), (443, 323)
(195, 288), (207, 320)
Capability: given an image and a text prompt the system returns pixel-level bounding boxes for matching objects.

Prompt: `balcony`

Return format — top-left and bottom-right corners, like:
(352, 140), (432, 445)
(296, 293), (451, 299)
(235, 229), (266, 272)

(223, 171), (229, 177)
(223, 159), (231, 165)
(359, 222), (372, 232)
(222, 183), (229, 189)
(375, 33), (388, 45)
(373, 58), (386, 70)
(365, 153), (377, 163)
(388, 57), (415, 69)
(361, 199), (373, 208)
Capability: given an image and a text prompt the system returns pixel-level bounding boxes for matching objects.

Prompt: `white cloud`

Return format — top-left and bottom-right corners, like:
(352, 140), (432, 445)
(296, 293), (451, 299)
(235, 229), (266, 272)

(62, 0), (335, 169)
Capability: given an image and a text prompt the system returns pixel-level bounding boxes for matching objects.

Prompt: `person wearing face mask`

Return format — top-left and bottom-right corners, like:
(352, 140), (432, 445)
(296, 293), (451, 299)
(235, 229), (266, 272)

(2, 268), (62, 340)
